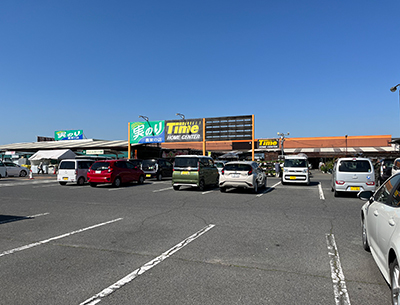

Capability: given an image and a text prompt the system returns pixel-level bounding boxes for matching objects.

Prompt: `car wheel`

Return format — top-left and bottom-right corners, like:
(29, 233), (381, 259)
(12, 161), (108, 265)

(362, 217), (370, 252)
(220, 187), (226, 193)
(157, 173), (162, 181)
(77, 177), (85, 185)
(113, 177), (121, 188)
(138, 175), (145, 184)
(390, 258), (400, 305)
(173, 185), (180, 191)
(198, 179), (205, 191)
(20, 170), (27, 177)
(59, 182), (67, 186)
(263, 177), (267, 189)
(89, 182), (97, 187)
(334, 189), (340, 197)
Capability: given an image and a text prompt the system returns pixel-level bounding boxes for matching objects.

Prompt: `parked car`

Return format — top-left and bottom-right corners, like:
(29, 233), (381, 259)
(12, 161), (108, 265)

(219, 161), (267, 193)
(172, 155), (219, 191)
(0, 160), (7, 178)
(214, 160), (227, 175)
(331, 157), (375, 197)
(3, 162), (28, 177)
(128, 159), (143, 169)
(281, 154), (310, 185)
(392, 157), (400, 176)
(87, 159), (145, 187)
(359, 173), (400, 304)
(375, 158), (395, 186)
(57, 159), (94, 185)
(141, 158), (173, 180)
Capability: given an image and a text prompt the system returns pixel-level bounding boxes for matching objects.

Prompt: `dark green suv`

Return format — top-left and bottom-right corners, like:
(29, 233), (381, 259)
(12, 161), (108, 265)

(172, 155), (219, 191)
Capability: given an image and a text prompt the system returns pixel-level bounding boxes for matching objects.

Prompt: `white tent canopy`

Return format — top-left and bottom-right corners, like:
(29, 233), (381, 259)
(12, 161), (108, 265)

(29, 149), (76, 161)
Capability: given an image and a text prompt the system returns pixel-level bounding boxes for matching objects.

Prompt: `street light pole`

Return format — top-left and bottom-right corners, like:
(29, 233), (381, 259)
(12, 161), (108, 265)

(277, 132), (290, 158)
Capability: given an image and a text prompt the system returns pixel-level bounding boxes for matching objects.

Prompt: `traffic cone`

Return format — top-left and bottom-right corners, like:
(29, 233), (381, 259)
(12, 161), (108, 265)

(29, 169), (34, 179)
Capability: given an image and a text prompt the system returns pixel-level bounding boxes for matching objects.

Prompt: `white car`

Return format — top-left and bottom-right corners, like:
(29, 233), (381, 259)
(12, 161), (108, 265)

(3, 162), (28, 177)
(359, 173), (400, 304)
(0, 160), (7, 178)
(219, 161), (267, 193)
(214, 160), (227, 175)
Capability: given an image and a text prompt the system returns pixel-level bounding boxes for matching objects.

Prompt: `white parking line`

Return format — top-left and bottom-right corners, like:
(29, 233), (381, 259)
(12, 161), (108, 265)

(202, 190), (215, 195)
(318, 183), (325, 200)
(257, 181), (281, 197)
(80, 224), (216, 305)
(326, 233), (351, 305)
(0, 180), (57, 187)
(153, 187), (173, 192)
(0, 218), (122, 258)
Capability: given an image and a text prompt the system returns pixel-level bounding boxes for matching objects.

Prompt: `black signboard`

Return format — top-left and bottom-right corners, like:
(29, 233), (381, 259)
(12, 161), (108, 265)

(37, 136), (55, 142)
(165, 119), (203, 142)
(205, 115), (253, 141)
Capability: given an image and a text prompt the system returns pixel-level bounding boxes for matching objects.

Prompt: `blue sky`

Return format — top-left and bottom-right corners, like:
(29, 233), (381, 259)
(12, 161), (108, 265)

(1, 0), (399, 145)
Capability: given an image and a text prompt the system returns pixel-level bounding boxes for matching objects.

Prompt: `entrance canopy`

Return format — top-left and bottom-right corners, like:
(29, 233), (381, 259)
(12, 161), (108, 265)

(29, 149), (76, 161)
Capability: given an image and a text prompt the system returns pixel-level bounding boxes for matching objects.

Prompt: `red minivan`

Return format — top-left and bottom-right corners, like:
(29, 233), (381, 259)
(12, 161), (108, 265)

(87, 160), (145, 187)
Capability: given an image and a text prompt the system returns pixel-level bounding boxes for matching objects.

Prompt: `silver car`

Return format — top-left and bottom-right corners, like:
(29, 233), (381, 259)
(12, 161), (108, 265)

(331, 157), (375, 197)
(3, 162), (28, 177)
(219, 161), (267, 193)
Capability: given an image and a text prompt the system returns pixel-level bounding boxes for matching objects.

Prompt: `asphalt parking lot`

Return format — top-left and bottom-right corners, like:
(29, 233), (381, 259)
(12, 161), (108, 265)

(0, 171), (391, 305)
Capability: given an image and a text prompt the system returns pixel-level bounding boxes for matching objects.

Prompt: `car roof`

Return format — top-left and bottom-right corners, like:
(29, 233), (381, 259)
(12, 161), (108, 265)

(337, 157), (371, 161)
(225, 161), (256, 165)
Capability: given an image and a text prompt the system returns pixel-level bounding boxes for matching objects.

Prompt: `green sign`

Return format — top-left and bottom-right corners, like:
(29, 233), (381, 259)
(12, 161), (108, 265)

(55, 130), (84, 141)
(129, 121), (165, 144)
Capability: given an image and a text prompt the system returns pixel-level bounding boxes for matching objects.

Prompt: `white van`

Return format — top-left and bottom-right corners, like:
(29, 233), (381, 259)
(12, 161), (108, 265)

(57, 159), (94, 185)
(0, 160), (7, 178)
(331, 157), (375, 197)
(281, 154), (310, 185)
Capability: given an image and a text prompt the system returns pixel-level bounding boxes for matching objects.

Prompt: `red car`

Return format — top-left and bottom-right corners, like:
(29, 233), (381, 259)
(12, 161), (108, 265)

(87, 160), (145, 187)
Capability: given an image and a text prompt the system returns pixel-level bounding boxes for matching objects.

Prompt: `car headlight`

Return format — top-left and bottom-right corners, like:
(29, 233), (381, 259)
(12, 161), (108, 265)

(284, 169), (288, 172)
(302, 169), (307, 173)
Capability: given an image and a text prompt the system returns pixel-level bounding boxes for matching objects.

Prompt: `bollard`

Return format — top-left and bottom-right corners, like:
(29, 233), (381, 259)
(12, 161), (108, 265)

(29, 169), (34, 179)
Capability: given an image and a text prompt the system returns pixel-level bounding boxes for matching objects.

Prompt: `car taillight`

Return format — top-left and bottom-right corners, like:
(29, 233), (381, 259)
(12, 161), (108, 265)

(248, 169), (252, 175)
(366, 181), (375, 186)
(221, 169), (224, 175)
(336, 180), (345, 185)
(108, 166), (112, 173)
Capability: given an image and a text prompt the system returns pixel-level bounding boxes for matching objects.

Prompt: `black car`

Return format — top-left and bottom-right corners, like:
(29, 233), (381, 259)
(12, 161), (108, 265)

(141, 158), (173, 180)
(375, 158), (395, 186)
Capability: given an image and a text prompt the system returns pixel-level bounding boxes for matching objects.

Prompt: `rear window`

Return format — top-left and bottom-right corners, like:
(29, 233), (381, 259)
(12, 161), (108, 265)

(174, 157), (198, 168)
(91, 162), (110, 171)
(215, 162), (224, 168)
(59, 161), (75, 170)
(384, 160), (394, 168)
(142, 160), (157, 170)
(338, 160), (371, 172)
(224, 164), (252, 171)
(284, 159), (307, 168)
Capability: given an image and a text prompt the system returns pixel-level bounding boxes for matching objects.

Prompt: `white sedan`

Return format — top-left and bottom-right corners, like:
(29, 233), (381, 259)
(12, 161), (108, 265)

(3, 162), (28, 177)
(359, 173), (400, 304)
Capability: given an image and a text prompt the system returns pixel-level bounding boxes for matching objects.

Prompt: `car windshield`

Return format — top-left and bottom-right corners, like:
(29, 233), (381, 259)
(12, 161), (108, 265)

(91, 162), (110, 171)
(384, 160), (394, 168)
(59, 161), (75, 170)
(339, 160), (371, 172)
(224, 164), (252, 171)
(284, 159), (307, 167)
(174, 157), (198, 168)
(142, 160), (157, 169)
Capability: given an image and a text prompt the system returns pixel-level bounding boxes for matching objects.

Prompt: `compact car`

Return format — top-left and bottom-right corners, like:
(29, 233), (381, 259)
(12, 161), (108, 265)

(281, 154), (310, 185)
(141, 158), (173, 180)
(219, 161), (267, 193)
(0, 160), (8, 178)
(331, 157), (375, 197)
(359, 173), (400, 304)
(375, 158), (395, 186)
(87, 160), (145, 187)
(214, 160), (227, 175)
(3, 162), (28, 177)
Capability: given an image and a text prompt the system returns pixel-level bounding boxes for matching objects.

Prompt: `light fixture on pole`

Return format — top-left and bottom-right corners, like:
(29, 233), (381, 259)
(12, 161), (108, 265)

(138, 115), (149, 122)
(390, 84), (400, 92)
(176, 113), (185, 120)
(277, 132), (290, 157)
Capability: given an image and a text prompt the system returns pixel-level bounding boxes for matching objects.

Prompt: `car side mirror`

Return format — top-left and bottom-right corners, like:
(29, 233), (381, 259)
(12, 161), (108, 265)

(358, 190), (374, 201)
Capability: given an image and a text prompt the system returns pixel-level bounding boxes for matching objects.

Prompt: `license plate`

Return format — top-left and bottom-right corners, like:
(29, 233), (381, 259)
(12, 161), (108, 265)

(289, 176), (296, 180)
(231, 174), (240, 178)
(146, 174), (151, 178)
(350, 186), (360, 191)
(96, 170), (101, 174)
(63, 177), (68, 181)
(181, 171), (190, 175)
